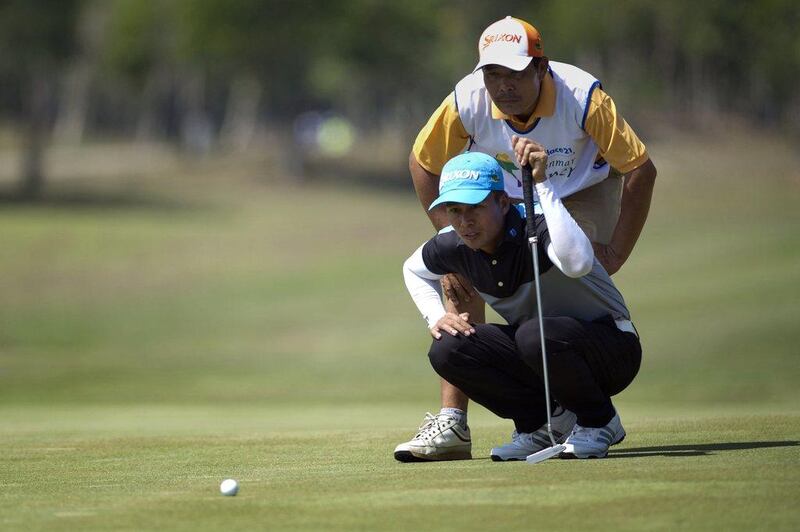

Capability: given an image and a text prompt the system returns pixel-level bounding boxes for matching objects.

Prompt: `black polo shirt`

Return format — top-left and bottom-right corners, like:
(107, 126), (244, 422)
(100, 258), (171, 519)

(422, 206), (550, 299)
(416, 205), (630, 326)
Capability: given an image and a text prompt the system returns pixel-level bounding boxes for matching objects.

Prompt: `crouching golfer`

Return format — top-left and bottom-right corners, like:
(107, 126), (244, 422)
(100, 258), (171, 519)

(396, 143), (641, 462)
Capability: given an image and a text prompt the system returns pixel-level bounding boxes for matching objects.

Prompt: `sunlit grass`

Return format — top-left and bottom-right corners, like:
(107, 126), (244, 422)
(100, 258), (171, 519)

(1, 132), (799, 530)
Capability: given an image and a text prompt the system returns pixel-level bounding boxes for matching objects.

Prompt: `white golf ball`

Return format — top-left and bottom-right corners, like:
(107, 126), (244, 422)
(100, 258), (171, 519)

(220, 478), (239, 496)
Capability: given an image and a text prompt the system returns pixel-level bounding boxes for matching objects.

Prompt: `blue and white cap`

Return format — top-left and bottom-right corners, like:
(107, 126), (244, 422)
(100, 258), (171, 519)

(429, 152), (504, 211)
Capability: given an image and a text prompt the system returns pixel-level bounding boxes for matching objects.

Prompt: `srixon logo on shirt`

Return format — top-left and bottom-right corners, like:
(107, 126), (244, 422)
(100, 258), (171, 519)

(482, 33), (522, 50)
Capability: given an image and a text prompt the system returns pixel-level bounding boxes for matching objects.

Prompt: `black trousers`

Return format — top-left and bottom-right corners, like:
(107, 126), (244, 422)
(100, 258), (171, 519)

(428, 316), (642, 431)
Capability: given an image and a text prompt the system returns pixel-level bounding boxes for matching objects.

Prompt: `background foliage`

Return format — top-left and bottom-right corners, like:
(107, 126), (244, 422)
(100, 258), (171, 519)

(1, 0), (799, 140)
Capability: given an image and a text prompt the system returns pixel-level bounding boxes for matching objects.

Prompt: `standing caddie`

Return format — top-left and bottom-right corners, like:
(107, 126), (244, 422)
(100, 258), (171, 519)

(397, 15), (656, 460)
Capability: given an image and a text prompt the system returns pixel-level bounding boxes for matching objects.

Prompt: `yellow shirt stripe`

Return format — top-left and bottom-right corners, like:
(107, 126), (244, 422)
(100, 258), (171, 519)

(584, 87), (649, 174)
(412, 93), (470, 175)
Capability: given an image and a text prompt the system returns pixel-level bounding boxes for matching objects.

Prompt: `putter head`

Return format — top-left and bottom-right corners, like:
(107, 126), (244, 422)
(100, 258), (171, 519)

(526, 444), (566, 464)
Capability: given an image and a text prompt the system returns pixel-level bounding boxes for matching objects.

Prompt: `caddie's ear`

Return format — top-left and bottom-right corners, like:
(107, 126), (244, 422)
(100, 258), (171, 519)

(537, 57), (549, 78)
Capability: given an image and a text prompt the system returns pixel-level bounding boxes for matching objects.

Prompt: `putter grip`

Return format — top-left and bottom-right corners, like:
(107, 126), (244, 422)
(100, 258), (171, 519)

(521, 164), (536, 236)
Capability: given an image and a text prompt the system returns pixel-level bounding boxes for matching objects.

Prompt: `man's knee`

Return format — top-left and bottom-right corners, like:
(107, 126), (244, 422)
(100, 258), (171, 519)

(427, 333), (468, 375)
(515, 317), (578, 374)
(515, 320), (543, 373)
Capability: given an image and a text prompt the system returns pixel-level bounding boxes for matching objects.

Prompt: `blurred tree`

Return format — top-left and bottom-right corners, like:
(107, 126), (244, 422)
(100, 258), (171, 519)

(102, 0), (180, 140)
(0, 0), (81, 198)
(174, 0), (424, 125)
(54, 1), (111, 144)
(2, 0), (797, 188)
(173, 0), (317, 149)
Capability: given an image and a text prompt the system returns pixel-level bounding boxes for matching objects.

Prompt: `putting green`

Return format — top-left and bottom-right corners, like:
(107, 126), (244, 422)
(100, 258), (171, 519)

(2, 405), (798, 530)
(1, 135), (799, 530)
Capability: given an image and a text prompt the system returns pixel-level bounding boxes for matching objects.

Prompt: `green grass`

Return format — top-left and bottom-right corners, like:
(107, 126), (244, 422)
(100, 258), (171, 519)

(1, 135), (800, 530)
(3, 405), (798, 531)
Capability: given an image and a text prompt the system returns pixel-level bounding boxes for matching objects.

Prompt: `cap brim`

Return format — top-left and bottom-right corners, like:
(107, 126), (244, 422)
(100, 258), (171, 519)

(473, 55), (533, 73)
(429, 189), (491, 211)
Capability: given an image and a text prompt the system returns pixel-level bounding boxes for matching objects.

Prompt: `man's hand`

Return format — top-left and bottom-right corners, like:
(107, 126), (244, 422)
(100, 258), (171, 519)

(512, 135), (548, 183)
(440, 273), (476, 307)
(592, 242), (624, 275)
(430, 312), (475, 340)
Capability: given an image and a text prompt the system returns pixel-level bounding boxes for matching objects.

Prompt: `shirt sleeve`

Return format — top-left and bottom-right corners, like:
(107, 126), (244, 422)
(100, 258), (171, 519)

(412, 93), (471, 175)
(420, 230), (460, 276)
(403, 243), (446, 328)
(535, 181), (594, 278)
(584, 87), (650, 174)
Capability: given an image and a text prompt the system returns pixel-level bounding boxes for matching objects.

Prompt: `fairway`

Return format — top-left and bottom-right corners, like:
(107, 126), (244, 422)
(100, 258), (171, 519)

(1, 135), (800, 530)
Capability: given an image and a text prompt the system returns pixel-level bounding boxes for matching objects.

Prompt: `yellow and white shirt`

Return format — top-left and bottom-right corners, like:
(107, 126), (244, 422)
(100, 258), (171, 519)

(413, 61), (649, 200)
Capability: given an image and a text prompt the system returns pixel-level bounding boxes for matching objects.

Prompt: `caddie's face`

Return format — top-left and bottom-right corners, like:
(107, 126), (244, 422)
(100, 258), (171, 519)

(445, 193), (510, 255)
(483, 59), (547, 118)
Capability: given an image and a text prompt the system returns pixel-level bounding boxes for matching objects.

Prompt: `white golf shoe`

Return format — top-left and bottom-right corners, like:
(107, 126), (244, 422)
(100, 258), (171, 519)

(393, 412), (472, 462)
(560, 411), (626, 459)
(490, 406), (577, 461)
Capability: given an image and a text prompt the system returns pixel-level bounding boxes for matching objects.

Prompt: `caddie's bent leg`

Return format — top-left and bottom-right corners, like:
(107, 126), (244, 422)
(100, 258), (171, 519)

(394, 295), (486, 462)
(439, 293), (486, 410)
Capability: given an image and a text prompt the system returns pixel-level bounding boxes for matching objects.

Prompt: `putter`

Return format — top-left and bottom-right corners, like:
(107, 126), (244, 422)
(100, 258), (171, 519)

(520, 164), (567, 464)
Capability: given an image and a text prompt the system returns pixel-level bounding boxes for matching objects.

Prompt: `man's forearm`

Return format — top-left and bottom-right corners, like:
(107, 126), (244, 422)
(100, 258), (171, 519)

(409, 151), (449, 231)
(536, 180), (594, 278)
(403, 249), (446, 328)
(609, 159), (657, 264)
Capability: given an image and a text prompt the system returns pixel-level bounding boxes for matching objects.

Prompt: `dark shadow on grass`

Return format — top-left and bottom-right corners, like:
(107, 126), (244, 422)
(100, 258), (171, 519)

(607, 440), (799, 459)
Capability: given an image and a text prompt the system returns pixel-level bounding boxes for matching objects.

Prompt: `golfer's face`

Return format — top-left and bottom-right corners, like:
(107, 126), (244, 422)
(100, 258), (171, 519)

(483, 62), (542, 117)
(446, 195), (508, 254)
